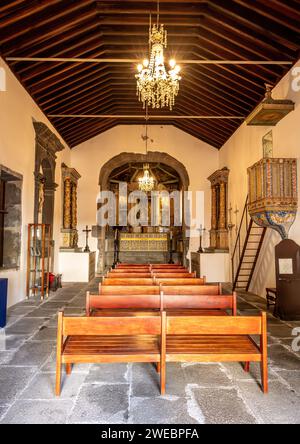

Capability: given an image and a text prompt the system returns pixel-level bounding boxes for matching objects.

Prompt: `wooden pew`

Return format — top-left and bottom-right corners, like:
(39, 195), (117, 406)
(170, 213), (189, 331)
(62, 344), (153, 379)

(56, 311), (164, 395)
(161, 311), (268, 393)
(107, 272), (152, 278)
(86, 291), (236, 317)
(155, 277), (206, 285)
(102, 277), (154, 286)
(151, 268), (188, 273)
(161, 284), (222, 295)
(152, 272), (195, 278)
(98, 284), (160, 295)
(111, 268), (150, 273)
(116, 264), (149, 268)
(151, 264), (183, 268)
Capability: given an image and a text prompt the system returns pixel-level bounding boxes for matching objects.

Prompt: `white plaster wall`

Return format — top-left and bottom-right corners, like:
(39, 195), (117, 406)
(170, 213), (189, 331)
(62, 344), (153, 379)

(71, 125), (219, 261)
(0, 58), (71, 307)
(219, 60), (300, 297)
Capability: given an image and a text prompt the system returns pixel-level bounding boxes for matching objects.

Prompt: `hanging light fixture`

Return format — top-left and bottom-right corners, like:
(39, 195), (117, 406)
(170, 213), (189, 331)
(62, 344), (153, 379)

(138, 109), (155, 192)
(135, 0), (181, 110)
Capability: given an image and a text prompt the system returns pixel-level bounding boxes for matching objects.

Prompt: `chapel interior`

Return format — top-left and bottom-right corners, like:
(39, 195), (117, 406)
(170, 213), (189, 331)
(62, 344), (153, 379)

(0, 0), (300, 425)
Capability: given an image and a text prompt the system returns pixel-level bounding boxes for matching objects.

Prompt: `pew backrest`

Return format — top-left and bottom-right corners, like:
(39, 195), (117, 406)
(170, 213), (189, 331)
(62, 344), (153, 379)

(160, 284), (221, 295)
(165, 313), (265, 336)
(107, 272), (152, 278)
(99, 284), (160, 295)
(152, 272), (195, 278)
(102, 277), (154, 286)
(155, 278), (206, 285)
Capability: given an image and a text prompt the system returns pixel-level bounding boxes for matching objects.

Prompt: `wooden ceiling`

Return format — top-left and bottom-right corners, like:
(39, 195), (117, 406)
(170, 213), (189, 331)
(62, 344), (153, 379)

(1, 0), (300, 149)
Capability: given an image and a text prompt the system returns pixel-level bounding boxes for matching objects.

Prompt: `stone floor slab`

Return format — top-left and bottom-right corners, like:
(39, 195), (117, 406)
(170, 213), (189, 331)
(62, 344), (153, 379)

(236, 380), (300, 424)
(68, 383), (129, 423)
(192, 386), (257, 424)
(128, 395), (198, 424)
(86, 363), (128, 384)
(5, 318), (47, 335)
(20, 372), (86, 400)
(268, 344), (300, 370)
(1, 399), (73, 424)
(0, 366), (36, 403)
(7, 341), (54, 367)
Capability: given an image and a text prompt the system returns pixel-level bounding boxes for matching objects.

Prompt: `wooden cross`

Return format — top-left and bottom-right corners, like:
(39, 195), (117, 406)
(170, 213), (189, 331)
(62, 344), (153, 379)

(83, 225), (91, 252)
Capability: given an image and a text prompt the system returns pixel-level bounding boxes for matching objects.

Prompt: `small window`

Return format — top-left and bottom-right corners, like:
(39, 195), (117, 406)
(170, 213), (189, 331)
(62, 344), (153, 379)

(0, 166), (22, 269)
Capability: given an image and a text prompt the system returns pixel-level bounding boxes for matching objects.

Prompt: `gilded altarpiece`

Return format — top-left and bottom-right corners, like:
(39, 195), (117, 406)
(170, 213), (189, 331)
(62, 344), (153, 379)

(207, 168), (229, 250)
(60, 164), (81, 250)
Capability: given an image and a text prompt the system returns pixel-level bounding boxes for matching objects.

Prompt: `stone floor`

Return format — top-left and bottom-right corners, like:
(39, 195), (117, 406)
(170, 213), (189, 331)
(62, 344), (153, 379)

(0, 280), (300, 424)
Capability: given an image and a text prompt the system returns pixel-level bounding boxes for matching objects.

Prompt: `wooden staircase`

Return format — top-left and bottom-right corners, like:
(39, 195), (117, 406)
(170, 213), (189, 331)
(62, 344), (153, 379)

(232, 197), (267, 291)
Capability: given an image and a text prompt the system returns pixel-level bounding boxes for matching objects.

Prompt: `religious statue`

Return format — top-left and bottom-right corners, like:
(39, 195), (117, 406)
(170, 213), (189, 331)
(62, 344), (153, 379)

(38, 178), (45, 220)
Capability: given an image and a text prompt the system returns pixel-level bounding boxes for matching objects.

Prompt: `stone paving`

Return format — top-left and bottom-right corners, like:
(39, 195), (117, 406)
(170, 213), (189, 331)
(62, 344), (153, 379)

(0, 280), (300, 424)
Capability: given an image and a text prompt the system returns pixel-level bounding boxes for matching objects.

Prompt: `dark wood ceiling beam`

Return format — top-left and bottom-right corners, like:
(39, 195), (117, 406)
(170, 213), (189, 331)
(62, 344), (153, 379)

(3, 16), (100, 57)
(16, 32), (104, 76)
(207, 5), (299, 57)
(0, 3), (96, 48)
(210, 0), (300, 50)
(0, 1), (95, 44)
(235, 0), (300, 33)
(0, 0), (62, 26)
(95, 1), (208, 16)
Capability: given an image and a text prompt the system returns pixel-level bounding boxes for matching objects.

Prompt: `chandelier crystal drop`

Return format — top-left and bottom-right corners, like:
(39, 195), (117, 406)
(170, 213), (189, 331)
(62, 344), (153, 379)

(135, 20), (181, 110)
(138, 163), (155, 192)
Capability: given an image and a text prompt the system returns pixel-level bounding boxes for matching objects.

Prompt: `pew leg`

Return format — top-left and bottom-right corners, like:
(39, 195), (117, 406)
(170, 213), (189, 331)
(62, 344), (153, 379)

(55, 360), (62, 396)
(261, 358), (268, 394)
(244, 362), (250, 372)
(156, 362), (161, 373)
(66, 363), (72, 375)
(160, 360), (166, 396)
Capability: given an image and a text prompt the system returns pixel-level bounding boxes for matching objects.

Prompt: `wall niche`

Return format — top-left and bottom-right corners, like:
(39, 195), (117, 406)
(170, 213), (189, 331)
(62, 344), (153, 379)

(0, 165), (22, 269)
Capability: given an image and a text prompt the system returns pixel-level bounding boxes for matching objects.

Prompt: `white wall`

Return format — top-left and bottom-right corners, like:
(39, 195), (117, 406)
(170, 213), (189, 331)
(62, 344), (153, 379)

(71, 125), (219, 259)
(219, 60), (300, 297)
(0, 58), (71, 307)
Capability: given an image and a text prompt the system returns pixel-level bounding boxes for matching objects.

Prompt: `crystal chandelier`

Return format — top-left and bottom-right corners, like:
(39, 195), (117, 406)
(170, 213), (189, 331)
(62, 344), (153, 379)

(138, 163), (155, 192)
(135, 1), (181, 110)
(138, 113), (155, 192)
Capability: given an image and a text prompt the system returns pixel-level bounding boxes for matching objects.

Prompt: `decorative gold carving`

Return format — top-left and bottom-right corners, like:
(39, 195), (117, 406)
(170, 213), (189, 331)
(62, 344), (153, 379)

(207, 168), (229, 250)
(63, 177), (72, 229)
(119, 232), (168, 252)
(71, 182), (77, 229)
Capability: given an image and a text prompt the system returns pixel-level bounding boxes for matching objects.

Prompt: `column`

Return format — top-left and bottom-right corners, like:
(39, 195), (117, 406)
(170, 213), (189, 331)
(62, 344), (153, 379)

(210, 185), (217, 249)
(218, 180), (228, 249)
(63, 177), (71, 230)
(60, 165), (81, 250)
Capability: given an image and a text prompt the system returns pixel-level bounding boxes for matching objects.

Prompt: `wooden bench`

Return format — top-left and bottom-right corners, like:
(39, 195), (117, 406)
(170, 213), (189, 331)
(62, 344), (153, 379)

(98, 284), (160, 295)
(151, 268), (188, 273)
(155, 277), (206, 286)
(162, 311), (268, 393)
(151, 264), (184, 268)
(56, 311), (164, 395)
(102, 277), (155, 286)
(86, 291), (236, 317)
(112, 268), (150, 273)
(161, 284), (222, 295)
(152, 272), (195, 278)
(107, 272), (152, 278)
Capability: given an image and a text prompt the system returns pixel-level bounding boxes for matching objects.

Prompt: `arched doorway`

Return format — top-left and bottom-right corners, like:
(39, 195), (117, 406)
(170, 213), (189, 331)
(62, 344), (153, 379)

(97, 151), (190, 272)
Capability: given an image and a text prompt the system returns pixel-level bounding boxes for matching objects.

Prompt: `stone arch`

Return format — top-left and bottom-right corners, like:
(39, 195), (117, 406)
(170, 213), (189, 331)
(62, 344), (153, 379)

(33, 121), (64, 226)
(97, 151), (190, 272)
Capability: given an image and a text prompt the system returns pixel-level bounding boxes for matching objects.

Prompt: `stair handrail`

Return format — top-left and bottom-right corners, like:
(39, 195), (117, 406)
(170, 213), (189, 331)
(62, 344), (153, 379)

(231, 195), (249, 284)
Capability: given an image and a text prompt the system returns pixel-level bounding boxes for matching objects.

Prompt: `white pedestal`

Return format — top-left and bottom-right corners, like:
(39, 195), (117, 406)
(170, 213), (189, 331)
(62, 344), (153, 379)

(59, 251), (96, 282)
(191, 252), (230, 283)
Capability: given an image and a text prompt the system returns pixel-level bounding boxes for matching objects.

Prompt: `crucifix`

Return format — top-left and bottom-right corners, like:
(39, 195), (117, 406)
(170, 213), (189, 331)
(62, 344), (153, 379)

(197, 227), (206, 253)
(83, 225), (91, 252)
(234, 205), (239, 236)
(227, 203), (235, 231)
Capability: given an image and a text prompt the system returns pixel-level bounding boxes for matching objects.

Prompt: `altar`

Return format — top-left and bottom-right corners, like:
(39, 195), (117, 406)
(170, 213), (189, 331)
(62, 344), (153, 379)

(119, 232), (168, 252)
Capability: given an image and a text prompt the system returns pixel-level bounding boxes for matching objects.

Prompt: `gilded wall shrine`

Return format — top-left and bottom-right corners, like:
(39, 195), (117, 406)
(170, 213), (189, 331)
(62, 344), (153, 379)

(207, 167), (229, 251)
(60, 164), (81, 250)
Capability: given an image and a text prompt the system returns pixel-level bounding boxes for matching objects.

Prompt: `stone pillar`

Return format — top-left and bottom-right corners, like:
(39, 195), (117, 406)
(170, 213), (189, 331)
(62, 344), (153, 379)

(207, 167), (229, 251)
(60, 165), (81, 251)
